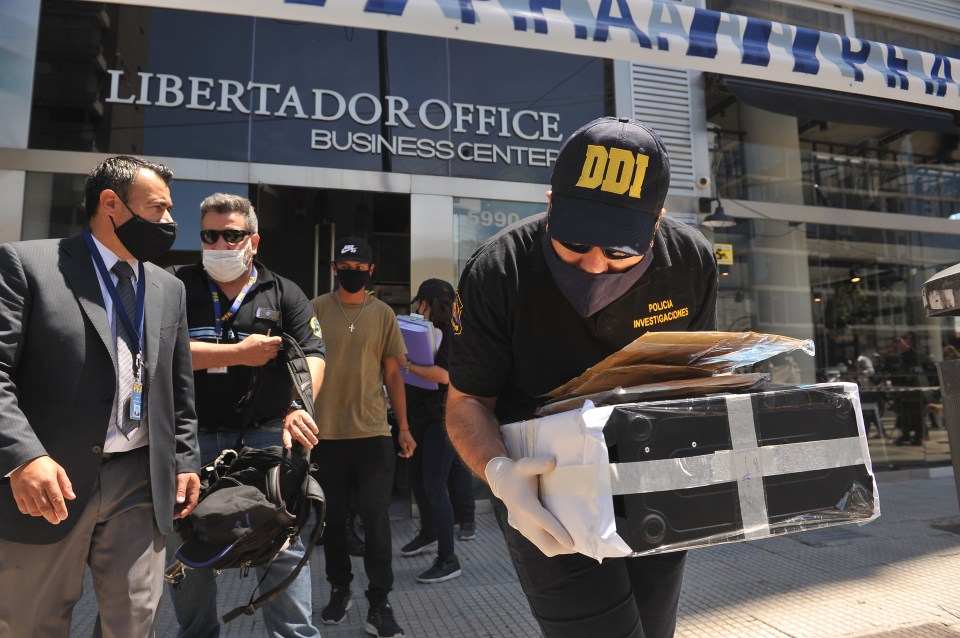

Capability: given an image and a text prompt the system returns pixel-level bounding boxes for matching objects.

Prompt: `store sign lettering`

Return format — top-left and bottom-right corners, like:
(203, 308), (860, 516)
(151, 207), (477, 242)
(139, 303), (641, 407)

(106, 69), (562, 166)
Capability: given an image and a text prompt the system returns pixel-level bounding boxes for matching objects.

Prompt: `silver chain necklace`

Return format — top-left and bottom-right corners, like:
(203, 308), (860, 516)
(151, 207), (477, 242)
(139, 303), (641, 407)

(334, 291), (367, 333)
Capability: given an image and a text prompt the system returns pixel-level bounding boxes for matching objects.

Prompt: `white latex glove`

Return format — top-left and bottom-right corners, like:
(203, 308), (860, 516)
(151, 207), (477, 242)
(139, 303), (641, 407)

(485, 456), (576, 557)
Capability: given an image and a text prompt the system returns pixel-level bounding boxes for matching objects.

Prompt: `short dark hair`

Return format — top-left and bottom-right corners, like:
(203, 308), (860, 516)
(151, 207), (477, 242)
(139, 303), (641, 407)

(200, 193), (259, 233)
(84, 156), (173, 220)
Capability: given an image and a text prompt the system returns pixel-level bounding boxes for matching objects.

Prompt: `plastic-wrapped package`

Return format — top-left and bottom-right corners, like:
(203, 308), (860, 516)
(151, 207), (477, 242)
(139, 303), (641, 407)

(501, 383), (879, 561)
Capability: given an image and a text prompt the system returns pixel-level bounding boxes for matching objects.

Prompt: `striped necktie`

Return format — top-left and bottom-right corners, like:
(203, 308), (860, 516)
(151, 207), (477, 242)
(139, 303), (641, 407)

(111, 261), (140, 438)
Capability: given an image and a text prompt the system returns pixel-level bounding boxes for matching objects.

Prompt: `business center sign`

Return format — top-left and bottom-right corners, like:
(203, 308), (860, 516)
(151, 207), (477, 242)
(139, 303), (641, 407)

(106, 70), (563, 168)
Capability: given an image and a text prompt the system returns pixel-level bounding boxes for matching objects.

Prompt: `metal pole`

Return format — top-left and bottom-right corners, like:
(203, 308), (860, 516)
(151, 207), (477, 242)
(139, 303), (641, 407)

(921, 264), (960, 507)
(935, 360), (960, 509)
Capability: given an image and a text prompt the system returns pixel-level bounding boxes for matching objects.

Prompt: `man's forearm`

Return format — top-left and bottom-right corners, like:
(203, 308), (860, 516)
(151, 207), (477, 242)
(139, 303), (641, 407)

(189, 340), (237, 371)
(306, 356), (325, 401)
(383, 366), (409, 431)
(445, 387), (506, 480)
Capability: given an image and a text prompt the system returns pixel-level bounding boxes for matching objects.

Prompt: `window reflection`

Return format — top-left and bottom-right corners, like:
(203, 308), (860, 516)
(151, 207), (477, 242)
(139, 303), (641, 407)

(453, 197), (542, 276)
(712, 219), (955, 467)
(21, 171), (248, 266)
(707, 78), (960, 219)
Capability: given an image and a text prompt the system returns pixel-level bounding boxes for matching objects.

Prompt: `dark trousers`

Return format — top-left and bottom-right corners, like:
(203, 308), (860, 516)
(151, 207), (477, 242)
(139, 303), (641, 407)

(448, 452), (476, 526)
(407, 420), (456, 556)
(314, 436), (396, 605)
(494, 499), (686, 638)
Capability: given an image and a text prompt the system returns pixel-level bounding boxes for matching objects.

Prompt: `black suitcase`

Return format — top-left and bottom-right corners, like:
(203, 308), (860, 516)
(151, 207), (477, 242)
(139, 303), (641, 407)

(602, 384), (877, 554)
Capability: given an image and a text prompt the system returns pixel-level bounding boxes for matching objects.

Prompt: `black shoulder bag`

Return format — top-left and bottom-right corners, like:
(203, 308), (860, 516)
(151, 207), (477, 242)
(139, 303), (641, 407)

(170, 333), (326, 623)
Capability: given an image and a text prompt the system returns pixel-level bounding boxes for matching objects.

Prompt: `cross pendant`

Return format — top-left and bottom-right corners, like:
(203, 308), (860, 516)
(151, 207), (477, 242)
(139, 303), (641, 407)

(349, 324), (355, 332)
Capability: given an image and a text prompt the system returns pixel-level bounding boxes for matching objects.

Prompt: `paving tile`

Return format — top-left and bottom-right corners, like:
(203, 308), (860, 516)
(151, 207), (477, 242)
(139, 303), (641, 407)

(65, 473), (960, 637)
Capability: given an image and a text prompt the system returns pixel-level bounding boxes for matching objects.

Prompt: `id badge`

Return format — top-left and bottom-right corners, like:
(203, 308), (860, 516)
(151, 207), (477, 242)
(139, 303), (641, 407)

(130, 382), (144, 420)
(208, 366), (228, 374)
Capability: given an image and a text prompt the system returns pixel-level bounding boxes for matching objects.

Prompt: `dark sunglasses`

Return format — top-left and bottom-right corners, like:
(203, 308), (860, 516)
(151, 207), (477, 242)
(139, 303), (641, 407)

(558, 241), (633, 260)
(199, 229), (253, 244)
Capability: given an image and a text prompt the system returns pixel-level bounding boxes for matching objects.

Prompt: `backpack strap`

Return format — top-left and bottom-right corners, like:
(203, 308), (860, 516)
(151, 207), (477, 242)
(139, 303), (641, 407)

(221, 474), (326, 623)
(221, 332), (325, 623)
(281, 332), (315, 420)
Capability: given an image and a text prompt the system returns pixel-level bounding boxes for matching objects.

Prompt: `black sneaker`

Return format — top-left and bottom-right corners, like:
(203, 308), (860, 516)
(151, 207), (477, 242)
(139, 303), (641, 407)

(364, 601), (405, 637)
(457, 522), (477, 541)
(400, 529), (437, 556)
(416, 554), (462, 584)
(320, 586), (353, 625)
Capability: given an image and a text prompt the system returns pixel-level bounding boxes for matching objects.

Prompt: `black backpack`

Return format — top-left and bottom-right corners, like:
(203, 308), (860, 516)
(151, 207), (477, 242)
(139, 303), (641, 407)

(171, 333), (326, 623)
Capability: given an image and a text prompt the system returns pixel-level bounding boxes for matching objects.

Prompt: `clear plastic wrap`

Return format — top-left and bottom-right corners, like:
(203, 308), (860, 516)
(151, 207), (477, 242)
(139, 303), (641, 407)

(502, 383), (879, 561)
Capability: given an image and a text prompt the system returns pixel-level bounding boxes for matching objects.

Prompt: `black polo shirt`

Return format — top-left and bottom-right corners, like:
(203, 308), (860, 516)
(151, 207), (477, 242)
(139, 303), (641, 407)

(450, 213), (718, 424)
(169, 261), (325, 430)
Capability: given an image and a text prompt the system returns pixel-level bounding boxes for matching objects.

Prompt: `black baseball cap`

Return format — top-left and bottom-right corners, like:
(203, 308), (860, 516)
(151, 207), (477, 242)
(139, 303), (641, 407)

(548, 116), (670, 256)
(412, 278), (454, 304)
(333, 236), (373, 264)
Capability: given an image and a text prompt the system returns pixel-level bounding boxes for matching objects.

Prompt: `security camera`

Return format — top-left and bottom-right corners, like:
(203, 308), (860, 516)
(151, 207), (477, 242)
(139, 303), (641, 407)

(696, 176), (710, 189)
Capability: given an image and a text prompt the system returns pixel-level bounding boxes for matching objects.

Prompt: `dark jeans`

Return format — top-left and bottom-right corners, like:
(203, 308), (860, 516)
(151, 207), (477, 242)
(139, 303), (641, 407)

(448, 452), (476, 526)
(494, 499), (686, 638)
(407, 420), (456, 556)
(314, 436), (396, 605)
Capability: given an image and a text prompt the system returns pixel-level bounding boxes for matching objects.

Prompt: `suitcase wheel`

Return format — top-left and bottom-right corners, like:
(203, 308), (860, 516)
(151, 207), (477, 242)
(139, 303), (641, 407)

(639, 513), (667, 545)
(627, 416), (655, 445)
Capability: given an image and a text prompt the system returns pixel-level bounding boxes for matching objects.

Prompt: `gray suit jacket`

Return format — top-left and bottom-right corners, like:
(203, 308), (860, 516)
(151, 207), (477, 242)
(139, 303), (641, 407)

(0, 234), (199, 543)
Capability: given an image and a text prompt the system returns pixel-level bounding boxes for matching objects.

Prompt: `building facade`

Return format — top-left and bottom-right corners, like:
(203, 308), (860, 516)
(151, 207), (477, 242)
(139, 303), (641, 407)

(1, 0), (959, 469)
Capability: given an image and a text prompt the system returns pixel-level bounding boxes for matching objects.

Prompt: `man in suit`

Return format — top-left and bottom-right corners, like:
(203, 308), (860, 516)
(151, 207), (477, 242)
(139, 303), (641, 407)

(0, 155), (201, 637)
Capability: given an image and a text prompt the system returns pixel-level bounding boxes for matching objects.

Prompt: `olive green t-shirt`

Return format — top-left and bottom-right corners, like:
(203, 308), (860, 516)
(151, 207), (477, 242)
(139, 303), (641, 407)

(312, 292), (407, 439)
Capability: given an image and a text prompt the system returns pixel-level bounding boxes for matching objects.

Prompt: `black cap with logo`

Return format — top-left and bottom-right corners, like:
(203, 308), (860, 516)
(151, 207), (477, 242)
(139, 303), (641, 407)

(548, 116), (670, 256)
(333, 236), (373, 264)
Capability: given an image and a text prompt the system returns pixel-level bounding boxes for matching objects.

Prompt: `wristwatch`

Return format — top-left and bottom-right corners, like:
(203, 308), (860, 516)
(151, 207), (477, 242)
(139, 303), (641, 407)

(403, 360), (412, 374)
(287, 399), (305, 414)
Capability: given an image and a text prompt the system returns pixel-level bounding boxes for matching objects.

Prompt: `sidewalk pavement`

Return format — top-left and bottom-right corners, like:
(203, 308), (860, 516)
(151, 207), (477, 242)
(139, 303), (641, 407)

(69, 469), (960, 637)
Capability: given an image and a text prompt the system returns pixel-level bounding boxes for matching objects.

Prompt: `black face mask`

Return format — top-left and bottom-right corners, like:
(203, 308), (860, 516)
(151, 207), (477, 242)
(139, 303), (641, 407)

(112, 207), (178, 262)
(541, 233), (652, 317)
(336, 269), (369, 294)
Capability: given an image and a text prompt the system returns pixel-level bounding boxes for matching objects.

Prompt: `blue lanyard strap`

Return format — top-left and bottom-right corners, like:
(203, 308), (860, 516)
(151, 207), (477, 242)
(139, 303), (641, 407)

(83, 230), (145, 356)
(208, 266), (258, 340)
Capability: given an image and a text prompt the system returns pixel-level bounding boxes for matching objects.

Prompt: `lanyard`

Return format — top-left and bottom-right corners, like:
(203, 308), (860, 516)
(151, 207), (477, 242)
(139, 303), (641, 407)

(208, 266), (258, 340)
(83, 230), (145, 361)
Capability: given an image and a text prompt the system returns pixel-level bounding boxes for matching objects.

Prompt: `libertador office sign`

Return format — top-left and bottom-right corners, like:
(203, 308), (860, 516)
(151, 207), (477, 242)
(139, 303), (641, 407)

(106, 70), (563, 167)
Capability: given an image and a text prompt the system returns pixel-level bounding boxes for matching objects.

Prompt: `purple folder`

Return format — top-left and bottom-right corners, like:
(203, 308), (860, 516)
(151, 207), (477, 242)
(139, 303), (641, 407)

(398, 315), (439, 390)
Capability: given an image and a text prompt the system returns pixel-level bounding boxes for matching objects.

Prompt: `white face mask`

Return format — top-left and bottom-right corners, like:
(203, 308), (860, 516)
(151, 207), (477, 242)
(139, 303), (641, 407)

(202, 248), (250, 283)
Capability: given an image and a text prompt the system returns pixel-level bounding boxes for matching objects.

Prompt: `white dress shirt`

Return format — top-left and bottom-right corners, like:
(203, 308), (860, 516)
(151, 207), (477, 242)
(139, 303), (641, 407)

(89, 235), (149, 453)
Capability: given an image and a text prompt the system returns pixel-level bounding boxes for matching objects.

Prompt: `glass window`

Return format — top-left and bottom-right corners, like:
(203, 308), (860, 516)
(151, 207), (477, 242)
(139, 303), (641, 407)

(385, 33), (608, 183)
(854, 12), (960, 58)
(707, 0), (847, 34)
(21, 171), (248, 266)
(0, 0), (40, 148)
(453, 197), (543, 277)
(705, 75), (960, 219)
(709, 218), (955, 467)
